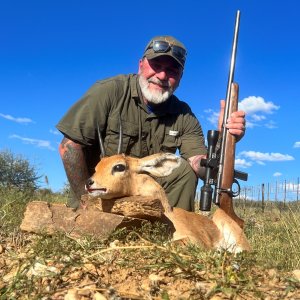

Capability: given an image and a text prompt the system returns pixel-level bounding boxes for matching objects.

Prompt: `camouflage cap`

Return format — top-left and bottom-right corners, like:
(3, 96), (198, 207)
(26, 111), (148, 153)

(143, 35), (187, 68)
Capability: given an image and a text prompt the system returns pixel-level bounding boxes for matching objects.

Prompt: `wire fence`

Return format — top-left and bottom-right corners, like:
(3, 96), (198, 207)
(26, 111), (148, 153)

(239, 177), (300, 203)
(195, 177), (300, 212)
(197, 177), (300, 202)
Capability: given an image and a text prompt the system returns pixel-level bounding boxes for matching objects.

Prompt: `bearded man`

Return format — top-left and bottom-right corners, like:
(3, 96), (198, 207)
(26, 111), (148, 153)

(56, 36), (246, 210)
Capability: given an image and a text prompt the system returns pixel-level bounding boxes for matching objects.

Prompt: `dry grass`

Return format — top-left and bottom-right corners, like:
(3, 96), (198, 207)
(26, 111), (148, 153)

(237, 201), (300, 271)
(0, 188), (299, 299)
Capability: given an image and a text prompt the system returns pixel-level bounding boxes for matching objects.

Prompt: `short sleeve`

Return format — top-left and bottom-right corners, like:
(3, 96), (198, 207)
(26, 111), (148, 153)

(56, 81), (113, 146)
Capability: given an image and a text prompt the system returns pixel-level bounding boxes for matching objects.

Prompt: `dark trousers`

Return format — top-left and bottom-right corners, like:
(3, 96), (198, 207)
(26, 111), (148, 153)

(155, 158), (198, 211)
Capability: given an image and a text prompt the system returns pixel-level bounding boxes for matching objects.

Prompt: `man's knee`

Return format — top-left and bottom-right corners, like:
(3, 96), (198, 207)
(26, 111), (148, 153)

(156, 158), (198, 211)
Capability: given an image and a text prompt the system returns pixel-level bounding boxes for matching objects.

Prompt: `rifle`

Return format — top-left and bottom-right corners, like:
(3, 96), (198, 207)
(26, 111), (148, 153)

(200, 10), (248, 228)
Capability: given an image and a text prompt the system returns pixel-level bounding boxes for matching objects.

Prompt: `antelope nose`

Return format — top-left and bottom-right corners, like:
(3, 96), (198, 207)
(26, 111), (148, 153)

(86, 178), (94, 188)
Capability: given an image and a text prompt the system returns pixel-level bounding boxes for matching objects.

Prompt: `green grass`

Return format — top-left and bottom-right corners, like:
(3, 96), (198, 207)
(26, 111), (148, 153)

(236, 201), (300, 271)
(0, 188), (299, 299)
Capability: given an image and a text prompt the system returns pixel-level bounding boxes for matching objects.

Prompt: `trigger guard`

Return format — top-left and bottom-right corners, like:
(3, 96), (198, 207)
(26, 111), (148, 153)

(232, 179), (240, 197)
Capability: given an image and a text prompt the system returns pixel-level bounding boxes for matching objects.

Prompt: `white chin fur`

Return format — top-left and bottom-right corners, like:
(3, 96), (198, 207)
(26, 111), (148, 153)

(88, 190), (107, 197)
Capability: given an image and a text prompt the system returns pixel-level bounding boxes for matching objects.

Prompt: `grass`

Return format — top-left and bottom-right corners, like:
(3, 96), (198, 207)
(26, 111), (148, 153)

(0, 187), (299, 299)
(236, 201), (300, 271)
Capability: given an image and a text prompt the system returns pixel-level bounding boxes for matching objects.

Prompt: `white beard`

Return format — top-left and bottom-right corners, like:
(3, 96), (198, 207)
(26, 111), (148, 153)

(138, 75), (174, 104)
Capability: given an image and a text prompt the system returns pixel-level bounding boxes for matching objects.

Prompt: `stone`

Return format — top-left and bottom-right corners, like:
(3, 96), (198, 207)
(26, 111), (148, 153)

(20, 196), (164, 238)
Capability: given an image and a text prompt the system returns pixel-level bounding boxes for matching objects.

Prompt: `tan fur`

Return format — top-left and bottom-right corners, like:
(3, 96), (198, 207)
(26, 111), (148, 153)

(87, 153), (250, 253)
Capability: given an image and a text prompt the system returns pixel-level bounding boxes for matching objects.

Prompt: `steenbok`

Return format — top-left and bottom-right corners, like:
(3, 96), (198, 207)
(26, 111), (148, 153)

(86, 152), (250, 253)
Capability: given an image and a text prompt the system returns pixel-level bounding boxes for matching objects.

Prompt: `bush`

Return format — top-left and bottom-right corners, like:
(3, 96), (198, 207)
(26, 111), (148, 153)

(0, 149), (40, 192)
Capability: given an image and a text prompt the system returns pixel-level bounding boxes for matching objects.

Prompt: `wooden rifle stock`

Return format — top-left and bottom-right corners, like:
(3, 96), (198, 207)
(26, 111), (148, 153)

(218, 83), (244, 228)
(200, 11), (247, 229)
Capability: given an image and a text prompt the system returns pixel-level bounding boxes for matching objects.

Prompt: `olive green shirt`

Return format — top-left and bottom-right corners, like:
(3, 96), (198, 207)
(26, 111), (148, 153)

(56, 74), (207, 175)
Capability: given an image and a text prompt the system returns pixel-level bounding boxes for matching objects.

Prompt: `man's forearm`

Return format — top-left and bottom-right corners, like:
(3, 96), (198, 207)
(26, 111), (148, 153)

(59, 137), (90, 206)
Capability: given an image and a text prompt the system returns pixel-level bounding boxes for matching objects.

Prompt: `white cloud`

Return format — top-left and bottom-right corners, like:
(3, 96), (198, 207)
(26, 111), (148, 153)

(256, 161), (266, 166)
(243, 119), (277, 129)
(239, 96), (280, 115)
(273, 172), (282, 177)
(235, 158), (252, 168)
(238, 96), (280, 129)
(244, 120), (255, 128)
(204, 108), (219, 127)
(293, 141), (300, 148)
(251, 114), (266, 121)
(205, 96), (280, 129)
(0, 113), (34, 124)
(239, 151), (294, 162)
(9, 134), (55, 151)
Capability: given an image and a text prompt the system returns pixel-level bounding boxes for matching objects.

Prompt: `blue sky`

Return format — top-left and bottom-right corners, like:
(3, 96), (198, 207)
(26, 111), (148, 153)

(1, 0), (299, 200)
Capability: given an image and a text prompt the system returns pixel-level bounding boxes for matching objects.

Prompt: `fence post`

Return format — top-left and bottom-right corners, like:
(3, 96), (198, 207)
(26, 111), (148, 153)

(275, 180), (278, 203)
(297, 177), (299, 202)
(269, 182), (273, 208)
(261, 183), (265, 212)
(284, 179), (286, 209)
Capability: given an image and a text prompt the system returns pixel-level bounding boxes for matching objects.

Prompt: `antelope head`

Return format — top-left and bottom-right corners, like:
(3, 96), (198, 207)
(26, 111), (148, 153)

(85, 153), (181, 201)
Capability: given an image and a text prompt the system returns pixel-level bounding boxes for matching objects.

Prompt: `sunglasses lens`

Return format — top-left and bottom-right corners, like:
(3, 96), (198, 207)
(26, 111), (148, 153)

(172, 46), (186, 61)
(153, 40), (170, 52)
(150, 40), (187, 65)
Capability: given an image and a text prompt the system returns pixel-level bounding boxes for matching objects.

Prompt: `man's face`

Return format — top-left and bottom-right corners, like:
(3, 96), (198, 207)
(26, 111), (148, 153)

(138, 56), (183, 104)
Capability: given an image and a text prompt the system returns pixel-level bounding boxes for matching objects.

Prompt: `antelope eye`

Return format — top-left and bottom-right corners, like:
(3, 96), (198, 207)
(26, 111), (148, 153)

(112, 164), (126, 173)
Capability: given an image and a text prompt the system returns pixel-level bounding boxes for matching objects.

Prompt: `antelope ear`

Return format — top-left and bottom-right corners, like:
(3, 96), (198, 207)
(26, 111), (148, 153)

(137, 153), (181, 177)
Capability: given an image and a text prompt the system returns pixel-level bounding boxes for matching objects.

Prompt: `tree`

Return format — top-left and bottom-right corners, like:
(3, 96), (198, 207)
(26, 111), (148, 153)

(0, 149), (40, 191)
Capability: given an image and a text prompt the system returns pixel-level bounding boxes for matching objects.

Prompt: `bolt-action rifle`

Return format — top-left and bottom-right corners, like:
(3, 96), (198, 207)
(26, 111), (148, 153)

(200, 10), (248, 228)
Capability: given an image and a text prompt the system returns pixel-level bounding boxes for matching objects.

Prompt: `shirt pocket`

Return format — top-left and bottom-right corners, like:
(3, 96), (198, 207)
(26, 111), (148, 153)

(160, 133), (181, 154)
(106, 118), (139, 156)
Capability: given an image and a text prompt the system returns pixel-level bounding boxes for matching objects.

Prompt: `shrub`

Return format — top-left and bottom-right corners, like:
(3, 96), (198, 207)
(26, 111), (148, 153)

(0, 149), (40, 192)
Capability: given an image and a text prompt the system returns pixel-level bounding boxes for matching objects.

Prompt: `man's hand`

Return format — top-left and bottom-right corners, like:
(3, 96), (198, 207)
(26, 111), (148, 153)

(218, 100), (246, 141)
(188, 154), (207, 179)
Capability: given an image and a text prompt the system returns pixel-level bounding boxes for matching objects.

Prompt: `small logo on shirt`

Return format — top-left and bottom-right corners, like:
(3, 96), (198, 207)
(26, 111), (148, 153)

(169, 130), (179, 137)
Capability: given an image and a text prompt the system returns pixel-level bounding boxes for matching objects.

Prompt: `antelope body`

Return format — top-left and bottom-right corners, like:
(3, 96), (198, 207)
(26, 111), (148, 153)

(86, 153), (250, 253)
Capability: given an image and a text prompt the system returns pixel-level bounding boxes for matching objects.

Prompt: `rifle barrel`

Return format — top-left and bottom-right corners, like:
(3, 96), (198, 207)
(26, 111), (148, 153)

(215, 10), (241, 205)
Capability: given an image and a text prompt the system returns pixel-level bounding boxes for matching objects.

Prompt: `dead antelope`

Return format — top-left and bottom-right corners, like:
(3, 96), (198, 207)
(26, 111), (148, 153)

(86, 153), (250, 253)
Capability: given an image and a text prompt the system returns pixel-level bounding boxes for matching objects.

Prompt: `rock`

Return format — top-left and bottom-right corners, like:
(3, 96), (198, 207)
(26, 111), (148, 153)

(83, 195), (164, 220)
(20, 196), (164, 239)
(27, 262), (59, 277)
(93, 292), (107, 300)
(292, 269), (300, 281)
(64, 289), (80, 300)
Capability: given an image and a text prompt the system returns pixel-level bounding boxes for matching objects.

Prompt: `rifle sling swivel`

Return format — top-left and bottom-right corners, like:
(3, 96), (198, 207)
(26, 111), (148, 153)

(217, 179), (241, 198)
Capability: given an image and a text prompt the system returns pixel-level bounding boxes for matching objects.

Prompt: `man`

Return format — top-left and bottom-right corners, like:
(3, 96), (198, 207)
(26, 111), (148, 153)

(56, 35), (246, 211)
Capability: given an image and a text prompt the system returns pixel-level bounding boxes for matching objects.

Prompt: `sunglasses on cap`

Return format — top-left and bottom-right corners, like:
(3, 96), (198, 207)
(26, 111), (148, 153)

(147, 40), (187, 64)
